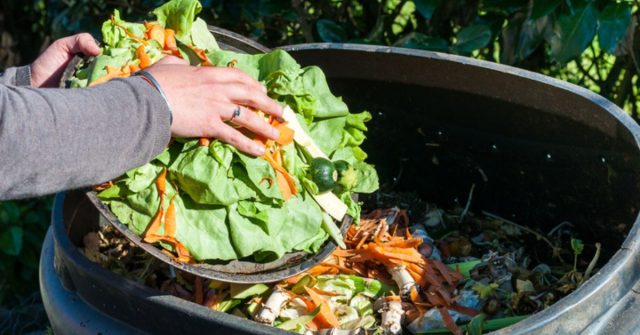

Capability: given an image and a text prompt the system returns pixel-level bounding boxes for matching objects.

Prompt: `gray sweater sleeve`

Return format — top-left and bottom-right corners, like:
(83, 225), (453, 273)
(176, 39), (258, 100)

(0, 66), (33, 86)
(0, 76), (172, 200)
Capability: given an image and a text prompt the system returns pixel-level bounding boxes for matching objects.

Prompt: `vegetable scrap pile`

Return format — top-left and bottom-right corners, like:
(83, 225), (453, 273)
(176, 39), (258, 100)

(82, 190), (600, 334)
(73, 0), (379, 263)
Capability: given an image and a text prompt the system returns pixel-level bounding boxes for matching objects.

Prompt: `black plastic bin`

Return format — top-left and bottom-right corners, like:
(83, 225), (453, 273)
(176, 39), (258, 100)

(40, 27), (640, 335)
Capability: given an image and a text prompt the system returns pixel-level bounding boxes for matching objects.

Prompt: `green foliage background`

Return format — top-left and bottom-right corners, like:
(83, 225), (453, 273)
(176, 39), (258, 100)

(0, 0), (638, 314)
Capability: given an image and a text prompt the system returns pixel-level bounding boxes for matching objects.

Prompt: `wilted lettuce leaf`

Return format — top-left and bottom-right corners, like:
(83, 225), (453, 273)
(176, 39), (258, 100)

(234, 148), (284, 201)
(86, 52), (131, 84)
(343, 111), (371, 146)
(152, 0), (202, 38)
(340, 191), (361, 223)
(125, 163), (162, 193)
(109, 184), (160, 235)
(102, 10), (145, 49)
(300, 66), (349, 119)
(310, 117), (347, 157)
(190, 18), (219, 51)
(171, 146), (257, 205)
(227, 195), (324, 261)
(173, 195), (237, 260)
(352, 161), (379, 193)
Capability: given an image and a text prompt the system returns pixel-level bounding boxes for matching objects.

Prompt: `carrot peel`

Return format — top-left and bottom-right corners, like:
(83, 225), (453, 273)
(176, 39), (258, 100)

(144, 21), (165, 47)
(275, 124), (295, 146)
(304, 287), (341, 328)
(136, 45), (152, 69)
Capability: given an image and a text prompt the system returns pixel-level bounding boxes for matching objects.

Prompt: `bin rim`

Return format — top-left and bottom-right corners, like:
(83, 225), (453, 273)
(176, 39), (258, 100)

(282, 42), (639, 140)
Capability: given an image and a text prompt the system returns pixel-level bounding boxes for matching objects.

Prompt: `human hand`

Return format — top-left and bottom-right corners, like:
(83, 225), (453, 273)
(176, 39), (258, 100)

(31, 33), (101, 88)
(145, 58), (283, 156)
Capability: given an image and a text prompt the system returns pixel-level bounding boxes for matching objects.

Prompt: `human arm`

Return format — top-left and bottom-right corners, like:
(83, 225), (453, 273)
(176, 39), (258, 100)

(0, 77), (172, 200)
(0, 66), (32, 86)
(0, 35), (282, 200)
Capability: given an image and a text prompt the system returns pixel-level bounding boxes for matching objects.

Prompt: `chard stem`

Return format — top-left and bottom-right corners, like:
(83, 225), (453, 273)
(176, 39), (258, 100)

(583, 242), (601, 283)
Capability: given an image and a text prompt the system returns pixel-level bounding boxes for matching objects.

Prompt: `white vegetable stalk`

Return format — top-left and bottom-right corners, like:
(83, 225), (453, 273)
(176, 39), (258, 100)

(280, 297), (308, 320)
(389, 265), (416, 296)
(375, 297), (404, 335)
(255, 287), (290, 324)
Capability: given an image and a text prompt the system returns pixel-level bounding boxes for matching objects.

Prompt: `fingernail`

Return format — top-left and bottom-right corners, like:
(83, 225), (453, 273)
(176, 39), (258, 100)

(271, 127), (280, 139)
(261, 85), (267, 93)
(254, 144), (266, 156)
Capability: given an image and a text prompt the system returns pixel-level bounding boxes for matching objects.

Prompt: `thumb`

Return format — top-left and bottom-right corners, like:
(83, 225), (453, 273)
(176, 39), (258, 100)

(63, 33), (101, 57)
(30, 33), (101, 88)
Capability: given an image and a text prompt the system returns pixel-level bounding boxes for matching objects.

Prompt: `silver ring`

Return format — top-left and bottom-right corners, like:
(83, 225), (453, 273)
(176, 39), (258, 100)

(230, 106), (241, 121)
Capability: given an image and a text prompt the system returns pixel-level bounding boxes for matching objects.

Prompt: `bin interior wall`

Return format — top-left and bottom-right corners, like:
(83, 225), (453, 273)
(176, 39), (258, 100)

(287, 48), (640, 259)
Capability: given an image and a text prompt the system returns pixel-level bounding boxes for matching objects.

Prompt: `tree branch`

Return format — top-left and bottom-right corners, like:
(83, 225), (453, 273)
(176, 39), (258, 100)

(589, 44), (603, 82)
(575, 58), (600, 87)
(383, 0), (409, 42)
(631, 83), (639, 122)
(601, 57), (625, 99)
(291, 0), (314, 43)
(615, 66), (633, 108)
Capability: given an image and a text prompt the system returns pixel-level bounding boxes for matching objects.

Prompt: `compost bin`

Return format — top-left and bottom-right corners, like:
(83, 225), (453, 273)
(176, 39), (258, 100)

(40, 26), (640, 335)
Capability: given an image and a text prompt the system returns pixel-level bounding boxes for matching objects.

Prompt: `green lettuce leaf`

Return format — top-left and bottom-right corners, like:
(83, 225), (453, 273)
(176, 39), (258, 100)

(152, 0), (202, 38)
(341, 111), (371, 147)
(101, 10), (145, 49)
(309, 117), (347, 157)
(234, 149), (285, 201)
(173, 195), (237, 260)
(340, 191), (361, 224)
(226, 194), (325, 261)
(171, 146), (256, 206)
(109, 185), (159, 235)
(190, 18), (219, 51)
(300, 66), (349, 119)
(352, 161), (379, 193)
(86, 52), (131, 84)
(227, 203), (284, 261)
(125, 163), (163, 193)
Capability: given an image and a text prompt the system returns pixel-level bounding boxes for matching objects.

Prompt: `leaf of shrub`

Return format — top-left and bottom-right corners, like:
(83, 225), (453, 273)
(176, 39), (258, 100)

(1, 202), (21, 222)
(482, 0), (527, 15)
(453, 24), (492, 54)
(531, 0), (562, 20)
(501, 13), (550, 65)
(0, 226), (24, 256)
(316, 19), (347, 42)
(598, 2), (631, 53)
(414, 0), (441, 20)
(548, 4), (597, 64)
